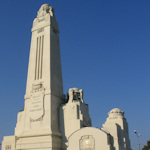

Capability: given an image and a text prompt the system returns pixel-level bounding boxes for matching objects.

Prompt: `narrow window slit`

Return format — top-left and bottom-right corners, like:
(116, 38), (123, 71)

(40, 35), (44, 79)
(35, 37), (39, 80)
(37, 36), (41, 80)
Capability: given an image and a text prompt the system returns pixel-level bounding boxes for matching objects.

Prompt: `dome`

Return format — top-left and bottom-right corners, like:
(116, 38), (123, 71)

(109, 108), (124, 114)
(108, 108), (124, 118)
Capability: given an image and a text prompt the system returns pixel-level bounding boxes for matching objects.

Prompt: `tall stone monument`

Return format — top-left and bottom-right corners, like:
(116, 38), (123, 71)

(3, 4), (64, 150)
(2, 4), (131, 150)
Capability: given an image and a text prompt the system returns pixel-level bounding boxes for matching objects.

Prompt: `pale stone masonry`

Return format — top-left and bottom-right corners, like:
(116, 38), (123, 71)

(2, 4), (131, 150)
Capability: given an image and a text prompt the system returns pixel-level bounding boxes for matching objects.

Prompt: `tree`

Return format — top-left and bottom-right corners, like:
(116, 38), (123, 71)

(142, 141), (150, 150)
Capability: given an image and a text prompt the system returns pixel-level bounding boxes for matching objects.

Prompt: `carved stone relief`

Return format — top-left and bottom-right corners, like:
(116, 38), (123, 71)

(5, 145), (11, 150)
(29, 83), (45, 121)
(80, 135), (95, 150)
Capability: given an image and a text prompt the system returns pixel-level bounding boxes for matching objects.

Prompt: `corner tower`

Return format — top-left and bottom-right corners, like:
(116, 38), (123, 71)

(103, 108), (131, 150)
(14, 4), (64, 150)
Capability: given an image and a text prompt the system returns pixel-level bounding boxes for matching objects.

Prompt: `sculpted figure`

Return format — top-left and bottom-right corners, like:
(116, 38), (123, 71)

(68, 88), (74, 103)
(37, 4), (54, 18)
(79, 89), (84, 103)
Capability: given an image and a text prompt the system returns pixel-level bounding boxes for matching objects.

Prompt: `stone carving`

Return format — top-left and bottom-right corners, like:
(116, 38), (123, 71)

(32, 4), (59, 35)
(29, 86), (45, 121)
(30, 116), (43, 122)
(68, 88), (73, 102)
(80, 135), (95, 150)
(37, 28), (44, 33)
(32, 83), (43, 92)
(5, 145), (11, 150)
(29, 94), (44, 121)
(37, 4), (54, 18)
(32, 4), (55, 28)
(79, 89), (83, 101)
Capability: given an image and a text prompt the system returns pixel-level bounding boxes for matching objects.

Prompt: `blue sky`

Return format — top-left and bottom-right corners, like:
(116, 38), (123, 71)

(0, 0), (150, 150)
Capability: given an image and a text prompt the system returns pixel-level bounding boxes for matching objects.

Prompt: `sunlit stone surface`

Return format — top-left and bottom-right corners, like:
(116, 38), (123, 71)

(1, 4), (131, 150)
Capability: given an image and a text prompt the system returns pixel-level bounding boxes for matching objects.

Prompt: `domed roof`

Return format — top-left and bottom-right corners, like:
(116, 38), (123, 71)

(109, 108), (124, 114)
(108, 108), (124, 118)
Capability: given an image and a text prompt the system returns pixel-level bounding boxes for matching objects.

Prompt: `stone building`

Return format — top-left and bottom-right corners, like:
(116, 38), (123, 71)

(2, 4), (131, 150)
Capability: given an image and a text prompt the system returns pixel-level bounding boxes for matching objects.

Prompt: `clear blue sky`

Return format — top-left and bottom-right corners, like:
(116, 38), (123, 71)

(0, 0), (150, 150)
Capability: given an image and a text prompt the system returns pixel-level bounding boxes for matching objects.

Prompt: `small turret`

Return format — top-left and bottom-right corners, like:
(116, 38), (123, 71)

(103, 108), (131, 150)
(60, 88), (91, 149)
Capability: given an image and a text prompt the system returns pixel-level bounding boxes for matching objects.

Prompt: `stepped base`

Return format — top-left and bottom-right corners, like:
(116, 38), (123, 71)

(2, 135), (61, 150)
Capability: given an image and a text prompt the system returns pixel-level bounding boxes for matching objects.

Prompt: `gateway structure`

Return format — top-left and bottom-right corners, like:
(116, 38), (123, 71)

(2, 4), (131, 150)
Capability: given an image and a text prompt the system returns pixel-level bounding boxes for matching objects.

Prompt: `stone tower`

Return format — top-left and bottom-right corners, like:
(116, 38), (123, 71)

(103, 108), (131, 150)
(60, 88), (91, 149)
(2, 4), (64, 150)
